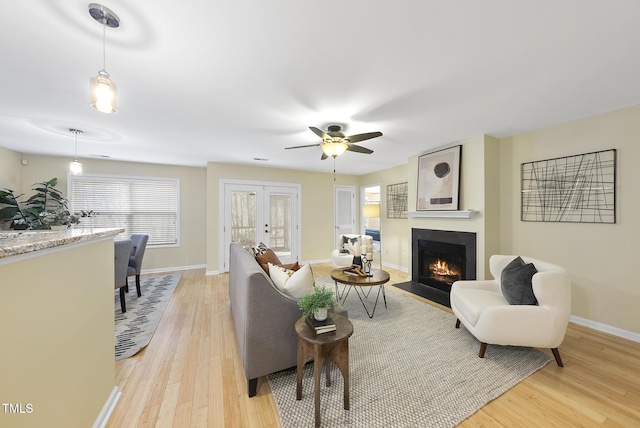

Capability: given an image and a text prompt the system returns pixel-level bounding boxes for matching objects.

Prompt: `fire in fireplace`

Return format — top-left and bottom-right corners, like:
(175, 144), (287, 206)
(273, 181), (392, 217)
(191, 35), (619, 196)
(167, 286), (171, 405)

(428, 257), (462, 285)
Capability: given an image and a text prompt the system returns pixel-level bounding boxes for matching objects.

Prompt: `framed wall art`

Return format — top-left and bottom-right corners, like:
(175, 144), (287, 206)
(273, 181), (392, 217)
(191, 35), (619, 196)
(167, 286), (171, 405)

(387, 182), (408, 219)
(417, 145), (461, 211)
(521, 149), (616, 223)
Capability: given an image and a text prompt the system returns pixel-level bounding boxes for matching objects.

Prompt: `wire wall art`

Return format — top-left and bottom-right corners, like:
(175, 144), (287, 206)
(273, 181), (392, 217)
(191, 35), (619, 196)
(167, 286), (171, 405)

(387, 182), (408, 219)
(521, 149), (616, 223)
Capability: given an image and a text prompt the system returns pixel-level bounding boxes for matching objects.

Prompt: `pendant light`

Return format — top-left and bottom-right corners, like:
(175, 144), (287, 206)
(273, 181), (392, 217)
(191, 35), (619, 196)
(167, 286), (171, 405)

(89, 4), (120, 114)
(69, 129), (83, 175)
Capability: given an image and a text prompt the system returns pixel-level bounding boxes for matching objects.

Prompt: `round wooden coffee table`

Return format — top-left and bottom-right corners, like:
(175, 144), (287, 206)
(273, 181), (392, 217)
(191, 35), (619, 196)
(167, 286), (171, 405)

(295, 313), (353, 428)
(331, 268), (390, 318)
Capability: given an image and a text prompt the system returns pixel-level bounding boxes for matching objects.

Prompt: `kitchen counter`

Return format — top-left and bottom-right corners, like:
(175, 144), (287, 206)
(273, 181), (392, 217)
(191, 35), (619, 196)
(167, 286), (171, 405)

(0, 227), (124, 427)
(0, 228), (124, 260)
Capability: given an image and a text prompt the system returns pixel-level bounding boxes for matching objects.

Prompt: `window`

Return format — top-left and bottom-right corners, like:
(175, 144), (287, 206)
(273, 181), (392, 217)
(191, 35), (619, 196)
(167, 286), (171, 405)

(69, 174), (179, 246)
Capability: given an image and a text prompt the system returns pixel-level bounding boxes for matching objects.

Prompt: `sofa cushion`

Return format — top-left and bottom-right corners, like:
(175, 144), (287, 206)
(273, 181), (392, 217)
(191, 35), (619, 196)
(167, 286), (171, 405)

(269, 263), (315, 298)
(251, 241), (270, 256)
(501, 256), (538, 305)
(451, 288), (509, 326)
(280, 261), (301, 272)
(256, 249), (281, 274)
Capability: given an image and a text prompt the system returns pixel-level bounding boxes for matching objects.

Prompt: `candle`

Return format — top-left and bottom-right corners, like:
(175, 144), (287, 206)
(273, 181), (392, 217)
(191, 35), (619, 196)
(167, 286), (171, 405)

(367, 252), (373, 260)
(360, 245), (367, 256)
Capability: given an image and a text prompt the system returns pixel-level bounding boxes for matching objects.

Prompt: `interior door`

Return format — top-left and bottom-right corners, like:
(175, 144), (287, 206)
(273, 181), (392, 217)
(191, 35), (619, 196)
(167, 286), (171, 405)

(223, 182), (299, 271)
(334, 185), (356, 248)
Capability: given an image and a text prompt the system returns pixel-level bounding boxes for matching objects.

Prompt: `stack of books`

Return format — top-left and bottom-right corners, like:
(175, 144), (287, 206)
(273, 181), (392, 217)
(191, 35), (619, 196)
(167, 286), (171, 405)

(305, 316), (336, 334)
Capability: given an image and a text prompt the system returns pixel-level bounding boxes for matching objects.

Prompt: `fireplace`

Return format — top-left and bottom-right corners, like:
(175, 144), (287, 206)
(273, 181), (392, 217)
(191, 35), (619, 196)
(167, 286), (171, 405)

(419, 240), (466, 292)
(398, 228), (476, 307)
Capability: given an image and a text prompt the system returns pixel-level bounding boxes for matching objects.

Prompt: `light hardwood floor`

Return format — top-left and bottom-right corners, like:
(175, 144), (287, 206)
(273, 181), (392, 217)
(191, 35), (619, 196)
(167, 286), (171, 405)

(107, 265), (640, 427)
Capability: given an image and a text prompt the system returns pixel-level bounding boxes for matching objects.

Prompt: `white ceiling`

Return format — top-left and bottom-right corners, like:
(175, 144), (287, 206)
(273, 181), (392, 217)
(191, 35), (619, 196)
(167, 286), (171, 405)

(2, 1), (640, 175)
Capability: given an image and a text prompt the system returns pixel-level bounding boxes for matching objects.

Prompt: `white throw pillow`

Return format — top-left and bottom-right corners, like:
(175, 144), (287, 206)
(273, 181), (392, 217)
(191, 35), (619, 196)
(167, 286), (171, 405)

(268, 263), (314, 298)
(268, 262), (292, 293)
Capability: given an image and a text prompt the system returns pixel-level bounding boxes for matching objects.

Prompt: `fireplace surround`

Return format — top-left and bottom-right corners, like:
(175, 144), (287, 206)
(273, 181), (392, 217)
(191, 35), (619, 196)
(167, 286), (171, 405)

(395, 228), (477, 307)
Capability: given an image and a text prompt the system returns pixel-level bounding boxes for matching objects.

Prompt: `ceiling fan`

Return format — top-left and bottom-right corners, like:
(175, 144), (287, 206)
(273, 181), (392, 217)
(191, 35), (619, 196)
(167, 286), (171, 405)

(285, 125), (383, 160)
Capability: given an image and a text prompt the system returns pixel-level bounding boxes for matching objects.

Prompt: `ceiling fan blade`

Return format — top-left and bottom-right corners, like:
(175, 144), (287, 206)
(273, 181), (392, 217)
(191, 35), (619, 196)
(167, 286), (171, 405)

(321, 152), (328, 160)
(346, 144), (373, 154)
(309, 126), (330, 140)
(285, 143), (321, 150)
(345, 131), (383, 143)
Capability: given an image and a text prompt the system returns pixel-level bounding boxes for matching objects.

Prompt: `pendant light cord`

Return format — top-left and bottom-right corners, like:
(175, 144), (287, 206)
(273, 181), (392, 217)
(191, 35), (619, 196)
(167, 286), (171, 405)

(102, 18), (107, 71)
(333, 157), (336, 182)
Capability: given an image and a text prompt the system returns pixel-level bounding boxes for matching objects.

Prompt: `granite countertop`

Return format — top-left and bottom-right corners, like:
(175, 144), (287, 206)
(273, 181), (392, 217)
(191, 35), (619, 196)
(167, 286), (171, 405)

(0, 228), (125, 259)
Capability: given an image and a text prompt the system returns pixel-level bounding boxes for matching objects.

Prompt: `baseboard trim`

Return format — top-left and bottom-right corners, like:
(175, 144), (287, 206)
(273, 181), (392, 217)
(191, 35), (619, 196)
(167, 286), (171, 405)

(570, 315), (640, 343)
(205, 269), (221, 276)
(302, 258), (331, 265)
(381, 261), (409, 273)
(141, 264), (206, 275)
(92, 386), (121, 428)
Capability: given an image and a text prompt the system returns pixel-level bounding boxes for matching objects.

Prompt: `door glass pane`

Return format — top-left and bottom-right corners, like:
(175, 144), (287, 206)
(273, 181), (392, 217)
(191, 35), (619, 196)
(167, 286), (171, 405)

(269, 193), (291, 259)
(231, 191), (257, 251)
(363, 185), (381, 252)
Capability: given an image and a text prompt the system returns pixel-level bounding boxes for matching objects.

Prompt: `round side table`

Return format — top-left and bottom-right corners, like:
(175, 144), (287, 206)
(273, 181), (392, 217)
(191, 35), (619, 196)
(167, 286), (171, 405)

(295, 313), (354, 428)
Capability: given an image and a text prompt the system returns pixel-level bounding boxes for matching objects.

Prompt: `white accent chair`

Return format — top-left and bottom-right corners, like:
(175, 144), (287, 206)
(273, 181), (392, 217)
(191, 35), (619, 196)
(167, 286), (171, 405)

(450, 255), (571, 366)
(330, 234), (374, 269)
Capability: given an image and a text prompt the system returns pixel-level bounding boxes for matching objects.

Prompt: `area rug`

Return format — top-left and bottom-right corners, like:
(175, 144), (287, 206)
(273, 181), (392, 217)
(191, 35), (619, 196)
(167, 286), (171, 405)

(267, 287), (551, 427)
(114, 273), (181, 360)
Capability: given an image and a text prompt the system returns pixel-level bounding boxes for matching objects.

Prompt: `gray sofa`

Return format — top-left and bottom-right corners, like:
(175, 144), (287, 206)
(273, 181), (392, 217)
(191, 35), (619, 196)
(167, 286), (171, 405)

(229, 242), (302, 397)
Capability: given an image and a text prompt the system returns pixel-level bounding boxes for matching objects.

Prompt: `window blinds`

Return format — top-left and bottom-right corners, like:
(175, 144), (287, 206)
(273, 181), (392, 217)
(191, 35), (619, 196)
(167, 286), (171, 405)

(70, 175), (179, 246)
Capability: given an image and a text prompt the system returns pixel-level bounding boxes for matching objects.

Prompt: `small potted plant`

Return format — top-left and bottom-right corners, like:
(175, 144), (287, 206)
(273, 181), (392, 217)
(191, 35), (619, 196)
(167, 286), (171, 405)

(298, 286), (338, 321)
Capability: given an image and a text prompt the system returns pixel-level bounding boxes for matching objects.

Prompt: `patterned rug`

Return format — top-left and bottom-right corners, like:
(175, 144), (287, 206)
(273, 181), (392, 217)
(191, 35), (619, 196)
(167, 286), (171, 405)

(267, 286), (551, 427)
(114, 273), (181, 360)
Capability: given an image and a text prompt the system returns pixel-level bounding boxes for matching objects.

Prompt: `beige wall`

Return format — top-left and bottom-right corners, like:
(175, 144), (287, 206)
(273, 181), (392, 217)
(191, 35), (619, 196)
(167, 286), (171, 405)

(359, 164), (410, 273)
(0, 239), (115, 427)
(499, 105), (640, 334)
(4, 153), (207, 271)
(206, 162), (359, 272)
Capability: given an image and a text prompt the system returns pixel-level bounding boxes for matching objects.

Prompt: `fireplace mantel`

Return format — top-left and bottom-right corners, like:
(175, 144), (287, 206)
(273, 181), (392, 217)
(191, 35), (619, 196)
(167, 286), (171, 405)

(407, 210), (477, 219)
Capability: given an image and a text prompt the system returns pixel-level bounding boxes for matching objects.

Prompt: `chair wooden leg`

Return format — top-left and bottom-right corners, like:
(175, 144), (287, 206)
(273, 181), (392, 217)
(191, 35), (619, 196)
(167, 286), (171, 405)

(135, 274), (142, 297)
(479, 342), (487, 358)
(455, 319), (461, 328)
(119, 288), (126, 313)
(551, 348), (564, 367)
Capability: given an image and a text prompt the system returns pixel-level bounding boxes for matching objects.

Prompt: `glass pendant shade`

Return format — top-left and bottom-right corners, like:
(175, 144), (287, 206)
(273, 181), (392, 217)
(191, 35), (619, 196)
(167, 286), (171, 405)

(321, 142), (348, 158)
(90, 70), (118, 114)
(70, 160), (83, 175)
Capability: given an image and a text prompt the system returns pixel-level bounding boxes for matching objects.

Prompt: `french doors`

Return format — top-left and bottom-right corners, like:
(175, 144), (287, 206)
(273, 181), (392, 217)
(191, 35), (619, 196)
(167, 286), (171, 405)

(222, 181), (300, 271)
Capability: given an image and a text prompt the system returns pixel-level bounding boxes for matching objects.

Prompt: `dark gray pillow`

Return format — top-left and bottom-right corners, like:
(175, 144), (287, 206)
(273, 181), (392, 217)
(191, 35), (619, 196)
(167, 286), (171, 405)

(500, 256), (538, 305)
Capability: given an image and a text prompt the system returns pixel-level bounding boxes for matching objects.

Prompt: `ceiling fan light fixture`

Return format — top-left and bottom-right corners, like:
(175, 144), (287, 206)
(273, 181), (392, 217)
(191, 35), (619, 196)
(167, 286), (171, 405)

(322, 142), (348, 158)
